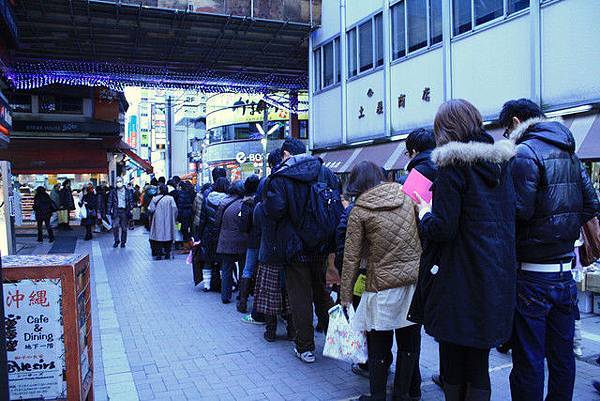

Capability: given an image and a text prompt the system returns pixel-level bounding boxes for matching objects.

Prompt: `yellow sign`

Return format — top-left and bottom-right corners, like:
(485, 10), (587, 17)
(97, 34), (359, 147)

(206, 93), (308, 130)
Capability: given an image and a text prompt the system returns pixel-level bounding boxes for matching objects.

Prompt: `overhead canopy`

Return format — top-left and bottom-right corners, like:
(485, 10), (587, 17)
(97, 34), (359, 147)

(8, 0), (313, 92)
(122, 147), (153, 174)
(0, 138), (110, 174)
(563, 112), (600, 161)
(317, 140), (409, 174)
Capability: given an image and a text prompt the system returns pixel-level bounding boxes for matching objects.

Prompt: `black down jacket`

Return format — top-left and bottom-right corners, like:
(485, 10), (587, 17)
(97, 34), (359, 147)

(510, 118), (599, 263)
(198, 191), (228, 262)
(406, 149), (438, 182)
(419, 134), (517, 349)
(264, 155), (339, 263)
(33, 192), (56, 220)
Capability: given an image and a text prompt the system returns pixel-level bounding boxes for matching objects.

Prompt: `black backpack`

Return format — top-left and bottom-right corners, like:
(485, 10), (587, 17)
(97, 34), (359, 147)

(295, 166), (344, 254)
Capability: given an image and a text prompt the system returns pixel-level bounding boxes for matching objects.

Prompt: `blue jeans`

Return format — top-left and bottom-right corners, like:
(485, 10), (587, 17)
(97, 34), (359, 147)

(220, 254), (245, 302)
(242, 248), (258, 279)
(509, 270), (577, 401)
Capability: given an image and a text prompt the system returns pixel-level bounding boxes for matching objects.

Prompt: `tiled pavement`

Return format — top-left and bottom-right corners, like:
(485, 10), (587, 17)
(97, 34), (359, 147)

(15, 227), (600, 401)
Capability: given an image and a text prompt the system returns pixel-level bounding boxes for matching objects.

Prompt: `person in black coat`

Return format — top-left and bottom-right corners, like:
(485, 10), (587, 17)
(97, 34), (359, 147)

(33, 186), (56, 243)
(415, 99), (517, 401)
(59, 179), (76, 230)
(79, 183), (98, 241)
(176, 181), (196, 242)
(500, 99), (599, 401)
(264, 138), (338, 363)
(237, 175), (260, 313)
(399, 128), (438, 184)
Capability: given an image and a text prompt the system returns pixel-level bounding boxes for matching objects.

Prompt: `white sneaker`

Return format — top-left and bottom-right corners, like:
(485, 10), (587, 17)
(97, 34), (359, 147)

(574, 346), (583, 358)
(294, 347), (316, 363)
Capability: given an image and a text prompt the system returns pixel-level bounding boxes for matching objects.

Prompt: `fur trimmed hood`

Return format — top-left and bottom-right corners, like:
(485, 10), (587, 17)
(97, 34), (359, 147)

(508, 116), (575, 152)
(432, 140), (515, 167)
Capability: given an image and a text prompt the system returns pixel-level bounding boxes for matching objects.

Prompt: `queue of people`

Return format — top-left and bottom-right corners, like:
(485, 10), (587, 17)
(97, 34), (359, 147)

(185, 98), (598, 401)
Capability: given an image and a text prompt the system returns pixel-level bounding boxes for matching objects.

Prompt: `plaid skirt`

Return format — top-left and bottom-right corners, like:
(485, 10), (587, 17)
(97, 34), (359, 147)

(254, 263), (290, 316)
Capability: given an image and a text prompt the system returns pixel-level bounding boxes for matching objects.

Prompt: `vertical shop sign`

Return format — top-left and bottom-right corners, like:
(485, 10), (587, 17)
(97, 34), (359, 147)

(4, 279), (66, 400)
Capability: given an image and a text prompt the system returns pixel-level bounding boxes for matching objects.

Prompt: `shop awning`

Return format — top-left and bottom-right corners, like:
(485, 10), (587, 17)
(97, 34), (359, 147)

(316, 140), (410, 174)
(122, 147), (153, 174)
(563, 112), (600, 161)
(0, 138), (109, 174)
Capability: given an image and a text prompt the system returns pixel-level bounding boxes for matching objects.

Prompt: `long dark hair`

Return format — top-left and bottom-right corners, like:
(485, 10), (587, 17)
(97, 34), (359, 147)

(346, 161), (385, 198)
(213, 177), (230, 193)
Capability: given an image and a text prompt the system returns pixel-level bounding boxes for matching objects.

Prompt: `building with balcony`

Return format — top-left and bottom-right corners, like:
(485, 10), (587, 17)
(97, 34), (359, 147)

(309, 0), (600, 183)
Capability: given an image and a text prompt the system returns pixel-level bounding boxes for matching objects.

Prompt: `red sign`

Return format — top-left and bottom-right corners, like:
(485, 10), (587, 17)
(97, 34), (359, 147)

(128, 131), (137, 148)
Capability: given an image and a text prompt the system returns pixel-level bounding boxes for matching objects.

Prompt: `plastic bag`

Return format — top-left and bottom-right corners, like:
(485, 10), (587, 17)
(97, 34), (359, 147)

(323, 304), (368, 364)
(79, 204), (87, 220)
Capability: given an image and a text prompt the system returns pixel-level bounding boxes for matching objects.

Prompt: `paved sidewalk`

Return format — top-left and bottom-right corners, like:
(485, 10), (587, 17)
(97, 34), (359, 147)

(15, 227), (600, 400)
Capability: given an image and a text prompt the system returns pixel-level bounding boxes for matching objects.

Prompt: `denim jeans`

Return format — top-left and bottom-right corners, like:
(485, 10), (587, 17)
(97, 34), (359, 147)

(242, 248), (258, 279)
(220, 254), (245, 302)
(509, 270), (577, 401)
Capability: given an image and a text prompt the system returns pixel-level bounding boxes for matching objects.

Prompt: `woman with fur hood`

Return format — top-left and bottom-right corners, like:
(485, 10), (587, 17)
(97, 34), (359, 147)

(415, 99), (517, 401)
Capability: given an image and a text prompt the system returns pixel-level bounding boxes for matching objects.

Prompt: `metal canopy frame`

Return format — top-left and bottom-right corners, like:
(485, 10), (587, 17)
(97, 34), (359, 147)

(9, 0), (313, 92)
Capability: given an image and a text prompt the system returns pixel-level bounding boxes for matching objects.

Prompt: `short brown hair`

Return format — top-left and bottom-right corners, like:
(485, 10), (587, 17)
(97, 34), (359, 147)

(433, 99), (483, 146)
(346, 161), (385, 198)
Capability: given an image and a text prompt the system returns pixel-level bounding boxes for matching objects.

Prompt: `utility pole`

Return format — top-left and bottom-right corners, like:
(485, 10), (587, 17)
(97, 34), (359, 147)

(166, 95), (173, 178)
(261, 107), (269, 177)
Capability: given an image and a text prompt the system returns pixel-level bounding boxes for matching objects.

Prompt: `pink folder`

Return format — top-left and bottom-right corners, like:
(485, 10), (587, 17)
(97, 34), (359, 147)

(402, 169), (433, 203)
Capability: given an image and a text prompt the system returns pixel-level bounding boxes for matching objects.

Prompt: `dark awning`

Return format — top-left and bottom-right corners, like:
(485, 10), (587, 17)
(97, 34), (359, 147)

(0, 137), (109, 174)
(122, 147), (153, 174)
(316, 140), (409, 174)
(563, 112), (600, 161)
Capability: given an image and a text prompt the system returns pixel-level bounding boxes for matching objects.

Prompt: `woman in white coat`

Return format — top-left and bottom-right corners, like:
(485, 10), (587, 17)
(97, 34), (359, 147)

(149, 184), (178, 260)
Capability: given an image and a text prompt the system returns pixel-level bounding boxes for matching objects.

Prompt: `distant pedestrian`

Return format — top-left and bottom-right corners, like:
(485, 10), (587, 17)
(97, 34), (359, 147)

(79, 183), (98, 241)
(216, 181), (247, 304)
(59, 179), (75, 230)
(49, 183), (61, 228)
(500, 98), (599, 401)
(237, 175), (261, 313)
(416, 99), (517, 400)
(33, 186), (55, 243)
(148, 184), (178, 260)
(198, 176), (229, 290)
(341, 161), (423, 401)
(176, 181), (195, 242)
(108, 177), (135, 248)
(142, 178), (159, 230)
(192, 183), (211, 240)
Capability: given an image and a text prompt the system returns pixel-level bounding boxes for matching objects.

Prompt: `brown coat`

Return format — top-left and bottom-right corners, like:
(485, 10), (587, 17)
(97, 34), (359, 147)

(341, 182), (422, 304)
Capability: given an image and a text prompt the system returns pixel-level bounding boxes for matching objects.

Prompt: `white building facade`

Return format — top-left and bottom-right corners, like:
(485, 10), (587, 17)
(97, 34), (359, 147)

(309, 0), (600, 178)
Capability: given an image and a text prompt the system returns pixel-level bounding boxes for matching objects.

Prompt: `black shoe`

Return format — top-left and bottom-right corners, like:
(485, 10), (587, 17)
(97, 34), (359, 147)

(264, 330), (276, 342)
(593, 380), (600, 394)
(120, 243), (126, 248)
(496, 343), (511, 354)
(351, 363), (370, 378)
(361, 358), (389, 401)
(236, 278), (251, 313)
(154, 256), (162, 260)
(49, 237), (55, 243)
(465, 384), (491, 401)
(37, 237), (43, 243)
(164, 253), (170, 260)
(222, 299), (231, 304)
(113, 241), (120, 248)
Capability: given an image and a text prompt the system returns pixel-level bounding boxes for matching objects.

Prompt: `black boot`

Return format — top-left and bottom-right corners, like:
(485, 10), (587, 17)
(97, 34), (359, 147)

(443, 381), (465, 401)
(392, 351), (421, 401)
(236, 278), (251, 313)
(37, 233), (43, 242)
(264, 315), (277, 342)
(464, 385), (490, 401)
(359, 357), (389, 401)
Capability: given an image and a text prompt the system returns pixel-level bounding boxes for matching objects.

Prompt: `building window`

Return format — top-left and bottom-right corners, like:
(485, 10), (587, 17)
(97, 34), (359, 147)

(430, 0), (443, 44)
(358, 21), (373, 72)
(39, 95), (83, 114)
(391, 3), (406, 59)
(453, 0), (530, 36)
(347, 29), (358, 77)
(347, 12), (383, 77)
(313, 36), (341, 92)
(392, 1), (442, 61)
(374, 13), (384, 67)
(11, 94), (32, 113)
(314, 48), (322, 91)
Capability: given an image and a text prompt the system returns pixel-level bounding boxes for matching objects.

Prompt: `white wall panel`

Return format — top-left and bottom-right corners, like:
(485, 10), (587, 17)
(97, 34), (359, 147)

(312, 0), (341, 45)
(312, 87), (343, 147)
(346, 70), (385, 142)
(346, 0), (383, 27)
(390, 49), (444, 132)
(542, 0), (600, 107)
(452, 15), (530, 117)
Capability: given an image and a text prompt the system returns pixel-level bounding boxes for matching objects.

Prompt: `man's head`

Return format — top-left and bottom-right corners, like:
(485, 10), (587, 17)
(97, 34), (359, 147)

(405, 128), (436, 158)
(211, 167), (227, 183)
(158, 176), (166, 184)
(116, 177), (124, 189)
(53, 184), (60, 191)
(280, 137), (306, 161)
(499, 98), (545, 138)
(268, 148), (283, 170)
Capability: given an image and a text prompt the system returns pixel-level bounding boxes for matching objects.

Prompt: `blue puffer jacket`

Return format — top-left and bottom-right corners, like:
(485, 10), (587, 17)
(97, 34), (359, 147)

(510, 118), (599, 263)
(264, 155), (339, 263)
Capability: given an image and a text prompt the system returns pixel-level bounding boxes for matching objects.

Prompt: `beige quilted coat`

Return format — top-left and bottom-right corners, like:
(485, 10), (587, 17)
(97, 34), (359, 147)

(341, 182), (422, 304)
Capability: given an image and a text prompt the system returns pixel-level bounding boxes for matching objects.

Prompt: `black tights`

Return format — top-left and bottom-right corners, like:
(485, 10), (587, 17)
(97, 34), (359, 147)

(439, 341), (491, 390)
